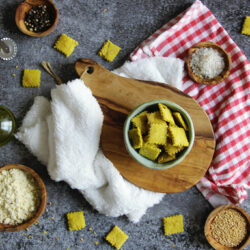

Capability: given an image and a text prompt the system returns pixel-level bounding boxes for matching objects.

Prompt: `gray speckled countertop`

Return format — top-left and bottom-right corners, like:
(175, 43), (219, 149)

(0, 0), (249, 249)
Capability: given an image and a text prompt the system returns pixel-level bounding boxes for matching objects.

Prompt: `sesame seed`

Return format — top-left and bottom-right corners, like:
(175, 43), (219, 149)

(210, 208), (247, 247)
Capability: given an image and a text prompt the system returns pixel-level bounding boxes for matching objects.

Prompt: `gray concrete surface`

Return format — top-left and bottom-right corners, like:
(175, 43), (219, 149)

(0, 0), (249, 249)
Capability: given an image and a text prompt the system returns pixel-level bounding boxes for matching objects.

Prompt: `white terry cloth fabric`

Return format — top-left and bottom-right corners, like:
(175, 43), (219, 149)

(114, 57), (184, 91)
(16, 57), (184, 223)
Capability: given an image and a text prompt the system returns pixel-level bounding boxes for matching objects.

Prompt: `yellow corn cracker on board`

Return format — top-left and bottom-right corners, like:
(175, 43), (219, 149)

(241, 16), (250, 36)
(147, 112), (166, 125)
(22, 69), (41, 87)
(99, 40), (121, 62)
(148, 123), (168, 145)
(158, 103), (175, 124)
(66, 211), (85, 231)
(164, 144), (184, 156)
(169, 126), (189, 147)
(128, 127), (143, 149)
(139, 143), (161, 161)
(105, 225), (128, 250)
(158, 152), (176, 163)
(131, 111), (148, 134)
(173, 112), (188, 131)
(163, 214), (184, 235)
(54, 33), (78, 57)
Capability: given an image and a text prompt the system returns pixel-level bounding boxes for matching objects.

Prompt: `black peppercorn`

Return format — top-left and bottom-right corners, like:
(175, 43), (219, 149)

(24, 5), (55, 33)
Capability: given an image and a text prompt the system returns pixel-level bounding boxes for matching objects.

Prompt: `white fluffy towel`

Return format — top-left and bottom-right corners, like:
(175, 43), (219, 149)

(16, 57), (184, 223)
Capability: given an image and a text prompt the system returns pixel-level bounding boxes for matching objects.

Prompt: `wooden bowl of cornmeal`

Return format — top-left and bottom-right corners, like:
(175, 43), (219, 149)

(204, 205), (250, 250)
(186, 41), (231, 85)
(0, 164), (47, 231)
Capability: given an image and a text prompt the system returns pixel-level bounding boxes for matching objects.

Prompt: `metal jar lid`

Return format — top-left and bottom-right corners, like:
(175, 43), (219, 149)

(0, 38), (17, 60)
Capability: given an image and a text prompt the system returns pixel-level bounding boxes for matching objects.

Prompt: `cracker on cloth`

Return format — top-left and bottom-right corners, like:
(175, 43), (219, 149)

(105, 225), (128, 249)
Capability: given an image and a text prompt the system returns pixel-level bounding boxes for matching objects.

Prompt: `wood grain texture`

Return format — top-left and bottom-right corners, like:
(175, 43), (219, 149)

(204, 205), (250, 250)
(75, 58), (216, 193)
(15, 0), (58, 37)
(186, 41), (232, 85)
(0, 164), (47, 231)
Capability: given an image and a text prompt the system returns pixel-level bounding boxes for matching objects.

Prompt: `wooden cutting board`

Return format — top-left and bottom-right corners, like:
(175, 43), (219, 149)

(75, 58), (215, 193)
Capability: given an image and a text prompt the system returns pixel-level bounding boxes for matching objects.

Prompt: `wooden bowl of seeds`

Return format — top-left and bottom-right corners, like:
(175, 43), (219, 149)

(0, 164), (47, 231)
(15, 0), (58, 37)
(186, 41), (232, 85)
(204, 205), (250, 250)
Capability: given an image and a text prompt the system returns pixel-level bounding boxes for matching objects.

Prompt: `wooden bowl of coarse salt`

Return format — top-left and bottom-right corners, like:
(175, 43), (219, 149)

(204, 205), (250, 250)
(186, 41), (232, 85)
(0, 164), (47, 231)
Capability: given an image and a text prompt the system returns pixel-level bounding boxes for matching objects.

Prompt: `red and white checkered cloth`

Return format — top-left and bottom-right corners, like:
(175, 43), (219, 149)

(130, 0), (250, 207)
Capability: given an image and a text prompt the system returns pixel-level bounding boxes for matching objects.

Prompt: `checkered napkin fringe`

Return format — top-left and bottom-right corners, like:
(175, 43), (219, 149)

(130, 0), (250, 206)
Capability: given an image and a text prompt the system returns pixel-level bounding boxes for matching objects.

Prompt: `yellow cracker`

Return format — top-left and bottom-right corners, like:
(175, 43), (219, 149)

(147, 111), (166, 125)
(173, 112), (188, 131)
(66, 211), (85, 231)
(143, 134), (149, 143)
(131, 111), (148, 134)
(99, 40), (121, 62)
(163, 214), (184, 235)
(158, 103), (175, 125)
(54, 33), (78, 57)
(164, 144), (184, 156)
(139, 143), (161, 161)
(242, 16), (250, 36)
(128, 127), (143, 149)
(158, 152), (176, 163)
(22, 69), (41, 87)
(147, 123), (168, 145)
(105, 225), (128, 250)
(168, 126), (189, 147)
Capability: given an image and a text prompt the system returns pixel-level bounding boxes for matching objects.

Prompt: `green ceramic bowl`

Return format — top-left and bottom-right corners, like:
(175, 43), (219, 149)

(0, 105), (16, 146)
(123, 100), (195, 170)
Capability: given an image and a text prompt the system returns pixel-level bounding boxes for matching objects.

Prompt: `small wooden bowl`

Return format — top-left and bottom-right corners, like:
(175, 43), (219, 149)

(0, 164), (47, 231)
(204, 205), (250, 250)
(186, 41), (232, 85)
(15, 0), (58, 37)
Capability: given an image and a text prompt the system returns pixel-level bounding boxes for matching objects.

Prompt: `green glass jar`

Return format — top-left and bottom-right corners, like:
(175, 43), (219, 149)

(0, 105), (16, 146)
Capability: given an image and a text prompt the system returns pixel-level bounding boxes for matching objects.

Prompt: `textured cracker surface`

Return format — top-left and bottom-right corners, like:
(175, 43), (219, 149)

(0, 0), (249, 249)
